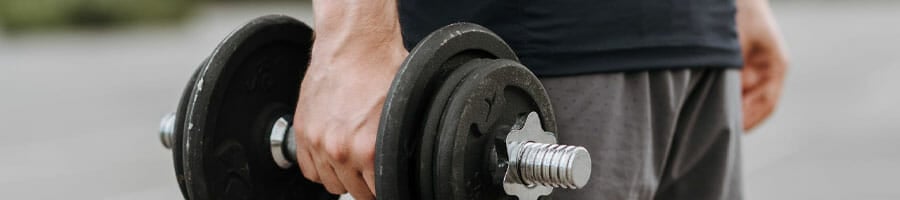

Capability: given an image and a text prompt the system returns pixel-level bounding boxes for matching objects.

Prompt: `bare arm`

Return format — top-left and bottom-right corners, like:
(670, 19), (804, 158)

(311, 0), (405, 62)
(294, 0), (407, 199)
(736, 0), (789, 131)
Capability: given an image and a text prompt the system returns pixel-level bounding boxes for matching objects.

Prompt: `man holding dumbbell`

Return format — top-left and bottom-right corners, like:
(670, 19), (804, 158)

(293, 0), (787, 199)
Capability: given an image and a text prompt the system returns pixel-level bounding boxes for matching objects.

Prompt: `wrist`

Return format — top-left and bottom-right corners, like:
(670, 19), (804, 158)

(309, 39), (407, 79)
(311, 0), (404, 62)
(311, 37), (406, 65)
(312, 0), (402, 45)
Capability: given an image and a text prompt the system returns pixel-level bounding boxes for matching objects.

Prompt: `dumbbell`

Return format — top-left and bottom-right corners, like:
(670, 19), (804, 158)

(157, 15), (591, 200)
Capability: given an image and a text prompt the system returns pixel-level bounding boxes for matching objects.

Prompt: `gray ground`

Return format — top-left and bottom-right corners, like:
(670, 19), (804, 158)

(0, 1), (897, 199)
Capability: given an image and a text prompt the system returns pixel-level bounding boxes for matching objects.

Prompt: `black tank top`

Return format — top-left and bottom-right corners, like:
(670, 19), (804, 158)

(399, 0), (743, 76)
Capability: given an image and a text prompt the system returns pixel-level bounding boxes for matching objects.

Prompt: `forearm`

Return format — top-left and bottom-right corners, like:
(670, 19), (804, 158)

(312, 0), (404, 60)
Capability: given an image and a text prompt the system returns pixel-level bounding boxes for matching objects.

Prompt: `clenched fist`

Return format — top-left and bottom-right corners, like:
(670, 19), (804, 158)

(737, 0), (789, 131)
(294, 1), (408, 199)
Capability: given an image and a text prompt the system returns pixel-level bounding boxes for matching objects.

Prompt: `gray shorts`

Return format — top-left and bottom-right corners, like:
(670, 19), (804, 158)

(541, 69), (743, 200)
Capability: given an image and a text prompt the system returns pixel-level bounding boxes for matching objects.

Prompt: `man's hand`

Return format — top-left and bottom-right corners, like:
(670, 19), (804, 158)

(737, 0), (789, 131)
(294, 1), (406, 199)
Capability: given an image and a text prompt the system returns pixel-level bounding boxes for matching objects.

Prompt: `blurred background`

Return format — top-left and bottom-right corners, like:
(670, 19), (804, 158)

(0, 0), (897, 199)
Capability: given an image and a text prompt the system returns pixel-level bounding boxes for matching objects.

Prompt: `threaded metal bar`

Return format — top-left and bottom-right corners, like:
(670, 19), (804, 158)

(509, 142), (590, 189)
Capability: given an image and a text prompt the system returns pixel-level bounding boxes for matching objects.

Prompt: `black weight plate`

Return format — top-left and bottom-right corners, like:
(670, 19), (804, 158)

(179, 15), (335, 200)
(376, 23), (519, 200)
(418, 56), (485, 199)
(173, 58), (207, 199)
(434, 58), (557, 200)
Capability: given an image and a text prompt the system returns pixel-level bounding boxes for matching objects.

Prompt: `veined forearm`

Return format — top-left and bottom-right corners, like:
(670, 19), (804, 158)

(312, 0), (403, 57)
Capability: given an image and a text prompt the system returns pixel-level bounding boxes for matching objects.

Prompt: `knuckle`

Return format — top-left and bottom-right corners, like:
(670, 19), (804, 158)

(353, 145), (376, 168)
(302, 129), (325, 149)
(325, 139), (351, 164)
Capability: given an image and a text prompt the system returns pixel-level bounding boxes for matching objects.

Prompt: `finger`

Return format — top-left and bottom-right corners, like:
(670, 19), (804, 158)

(742, 81), (766, 103)
(742, 89), (771, 130)
(350, 125), (378, 196)
(296, 145), (320, 183)
(352, 138), (377, 196)
(741, 67), (761, 92)
(294, 128), (320, 183)
(336, 168), (374, 200)
(362, 168), (377, 196)
(741, 45), (770, 91)
(314, 155), (346, 194)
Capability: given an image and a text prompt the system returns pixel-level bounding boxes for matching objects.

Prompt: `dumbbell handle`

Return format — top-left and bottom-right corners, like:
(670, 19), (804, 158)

(158, 113), (298, 169)
(159, 113), (176, 150)
(158, 112), (591, 193)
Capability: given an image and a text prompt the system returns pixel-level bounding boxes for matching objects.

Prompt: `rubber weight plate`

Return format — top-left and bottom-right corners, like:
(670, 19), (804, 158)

(376, 23), (519, 200)
(176, 15), (335, 200)
(434, 59), (556, 200)
(173, 58), (205, 199)
(418, 58), (486, 199)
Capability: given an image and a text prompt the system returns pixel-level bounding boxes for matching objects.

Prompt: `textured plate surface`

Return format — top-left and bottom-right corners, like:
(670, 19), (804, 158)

(375, 22), (519, 200)
(417, 56), (486, 199)
(434, 58), (556, 200)
(177, 15), (335, 200)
